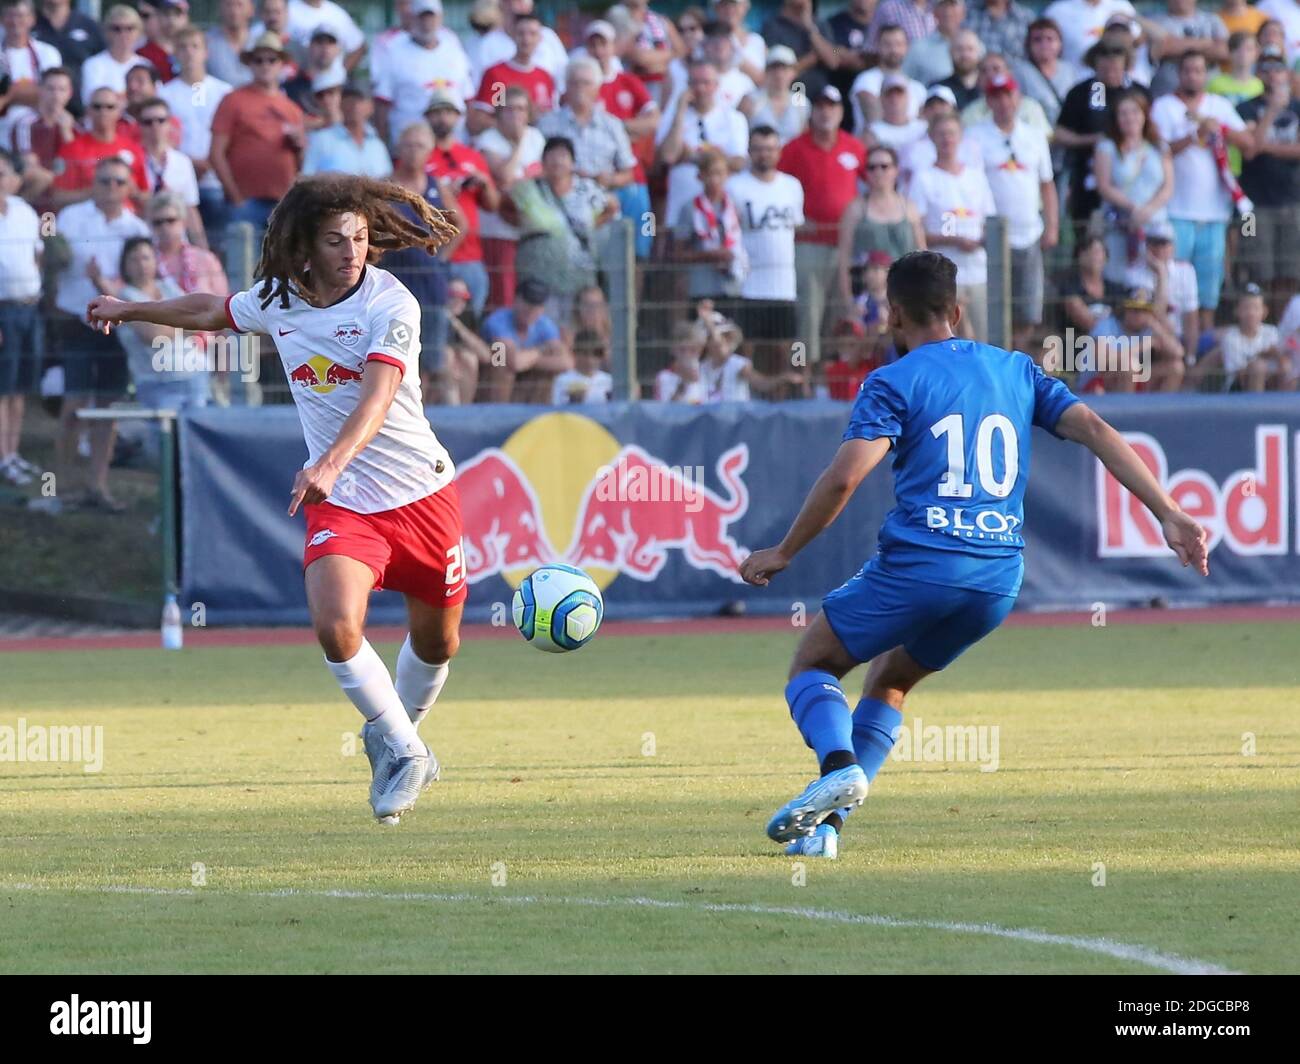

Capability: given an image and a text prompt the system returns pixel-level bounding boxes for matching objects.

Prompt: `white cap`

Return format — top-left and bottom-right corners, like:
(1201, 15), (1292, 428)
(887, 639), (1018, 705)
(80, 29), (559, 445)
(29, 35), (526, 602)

(585, 19), (616, 41)
(413, 0), (443, 14)
(766, 45), (797, 67)
(312, 64), (346, 94)
(424, 88), (466, 114)
(925, 84), (958, 107)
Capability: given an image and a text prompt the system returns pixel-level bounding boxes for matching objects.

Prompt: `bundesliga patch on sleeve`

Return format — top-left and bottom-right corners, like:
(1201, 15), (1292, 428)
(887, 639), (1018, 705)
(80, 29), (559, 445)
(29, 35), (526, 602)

(382, 319), (415, 353)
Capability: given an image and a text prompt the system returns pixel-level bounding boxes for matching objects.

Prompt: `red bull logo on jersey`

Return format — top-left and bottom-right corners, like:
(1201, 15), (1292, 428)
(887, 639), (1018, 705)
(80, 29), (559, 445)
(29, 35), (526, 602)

(1097, 426), (1293, 557)
(454, 413), (751, 587)
(288, 354), (365, 395)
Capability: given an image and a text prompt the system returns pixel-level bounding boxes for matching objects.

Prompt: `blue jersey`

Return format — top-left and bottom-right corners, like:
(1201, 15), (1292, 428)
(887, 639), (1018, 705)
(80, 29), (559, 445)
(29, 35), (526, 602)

(844, 338), (1079, 596)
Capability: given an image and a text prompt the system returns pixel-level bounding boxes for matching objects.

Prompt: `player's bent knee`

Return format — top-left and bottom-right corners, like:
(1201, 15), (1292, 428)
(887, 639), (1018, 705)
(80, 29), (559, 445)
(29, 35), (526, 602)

(316, 618), (365, 662)
(864, 648), (933, 706)
(864, 682), (908, 710)
(411, 630), (458, 664)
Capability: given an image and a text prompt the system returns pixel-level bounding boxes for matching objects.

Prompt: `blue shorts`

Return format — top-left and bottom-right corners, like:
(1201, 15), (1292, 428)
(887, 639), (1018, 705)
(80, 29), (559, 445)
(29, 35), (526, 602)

(822, 558), (1016, 671)
(1171, 218), (1227, 311)
(615, 182), (652, 259)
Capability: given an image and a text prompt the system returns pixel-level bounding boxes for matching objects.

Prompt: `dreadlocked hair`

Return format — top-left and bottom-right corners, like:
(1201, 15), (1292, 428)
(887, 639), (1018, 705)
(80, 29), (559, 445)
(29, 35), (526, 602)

(253, 174), (460, 309)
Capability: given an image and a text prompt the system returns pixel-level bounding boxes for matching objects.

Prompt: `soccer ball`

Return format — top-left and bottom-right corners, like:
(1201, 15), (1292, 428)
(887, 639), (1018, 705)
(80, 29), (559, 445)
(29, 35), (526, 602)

(511, 564), (604, 653)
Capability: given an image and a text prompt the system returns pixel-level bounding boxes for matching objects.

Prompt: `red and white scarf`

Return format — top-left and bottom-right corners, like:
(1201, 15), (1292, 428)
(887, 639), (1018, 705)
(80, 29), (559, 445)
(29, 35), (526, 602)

(1181, 96), (1253, 215)
(158, 244), (204, 295)
(1206, 124), (1253, 216)
(692, 191), (748, 286)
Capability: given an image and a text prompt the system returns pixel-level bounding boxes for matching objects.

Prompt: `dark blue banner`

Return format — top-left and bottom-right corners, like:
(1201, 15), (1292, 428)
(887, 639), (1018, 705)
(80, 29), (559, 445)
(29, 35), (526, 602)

(179, 396), (1300, 625)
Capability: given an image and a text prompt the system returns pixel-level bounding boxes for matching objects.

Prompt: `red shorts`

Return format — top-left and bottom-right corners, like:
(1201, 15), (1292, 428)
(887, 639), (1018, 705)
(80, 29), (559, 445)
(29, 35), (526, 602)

(303, 483), (467, 607)
(481, 236), (517, 311)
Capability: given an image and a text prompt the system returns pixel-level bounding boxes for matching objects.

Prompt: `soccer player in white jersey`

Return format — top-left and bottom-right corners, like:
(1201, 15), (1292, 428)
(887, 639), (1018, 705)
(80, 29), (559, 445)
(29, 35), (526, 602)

(86, 174), (463, 825)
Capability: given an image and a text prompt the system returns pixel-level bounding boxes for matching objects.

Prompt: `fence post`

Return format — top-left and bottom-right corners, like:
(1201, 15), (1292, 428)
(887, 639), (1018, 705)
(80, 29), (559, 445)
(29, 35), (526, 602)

(222, 221), (256, 291)
(601, 218), (637, 400)
(222, 222), (261, 405)
(985, 215), (1012, 351)
(159, 414), (179, 600)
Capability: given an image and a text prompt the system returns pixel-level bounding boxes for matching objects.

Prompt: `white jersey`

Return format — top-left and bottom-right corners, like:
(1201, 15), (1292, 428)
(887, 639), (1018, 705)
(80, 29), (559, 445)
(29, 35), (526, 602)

(225, 266), (454, 514)
(701, 353), (751, 402)
(372, 33), (475, 150)
(726, 169), (804, 302)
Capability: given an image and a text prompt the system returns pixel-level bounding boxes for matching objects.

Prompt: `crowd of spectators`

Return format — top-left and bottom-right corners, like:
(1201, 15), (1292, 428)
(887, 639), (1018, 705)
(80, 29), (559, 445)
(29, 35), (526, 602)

(1, 0), (1299, 506)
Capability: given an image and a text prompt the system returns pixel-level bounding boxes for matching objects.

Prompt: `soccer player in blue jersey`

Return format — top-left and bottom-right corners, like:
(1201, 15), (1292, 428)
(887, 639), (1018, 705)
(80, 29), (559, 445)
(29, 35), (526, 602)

(739, 251), (1210, 859)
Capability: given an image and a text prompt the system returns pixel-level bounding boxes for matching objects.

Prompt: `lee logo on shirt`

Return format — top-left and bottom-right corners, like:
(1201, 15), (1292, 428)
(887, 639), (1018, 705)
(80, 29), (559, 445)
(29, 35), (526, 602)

(288, 354), (364, 393)
(383, 319), (415, 353)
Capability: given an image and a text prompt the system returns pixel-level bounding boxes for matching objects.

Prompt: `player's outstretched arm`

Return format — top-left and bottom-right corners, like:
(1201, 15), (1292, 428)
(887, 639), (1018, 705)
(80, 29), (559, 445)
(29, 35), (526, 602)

(1055, 403), (1210, 576)
(739, 437), (891, 586)
(287, 362), (403, 517)
(86, 293), (230, 333)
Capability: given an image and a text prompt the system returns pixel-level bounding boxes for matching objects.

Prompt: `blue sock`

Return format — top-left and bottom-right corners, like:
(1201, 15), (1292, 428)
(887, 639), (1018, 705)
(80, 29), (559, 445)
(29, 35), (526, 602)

(785, 670), (855, 766)
(851, 697), (903, 783)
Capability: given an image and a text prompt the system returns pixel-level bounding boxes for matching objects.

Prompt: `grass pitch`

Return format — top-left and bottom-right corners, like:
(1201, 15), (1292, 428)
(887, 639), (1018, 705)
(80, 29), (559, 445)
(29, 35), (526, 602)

(1, 620), (1297, 974)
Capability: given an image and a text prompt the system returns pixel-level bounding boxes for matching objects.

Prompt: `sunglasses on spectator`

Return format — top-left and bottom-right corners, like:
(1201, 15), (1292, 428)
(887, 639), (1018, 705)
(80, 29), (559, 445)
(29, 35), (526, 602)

(249, 54), (282, 65)
(91, 101), (120, 110)
(867, 161), (894, 170)
(107, 24), (138, 33)
(151, 216), (182, 226)
(97, 176), (129, 186)
(140, 116), (169, 125)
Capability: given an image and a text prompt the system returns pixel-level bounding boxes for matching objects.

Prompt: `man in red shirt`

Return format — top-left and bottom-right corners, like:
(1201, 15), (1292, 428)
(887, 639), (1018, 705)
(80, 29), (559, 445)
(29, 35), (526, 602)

(779, 85), (866, 363)
(587, 19), (658, 259)
(136, 0), (187, 82)
(10, 65), (76, 214)
(50, 85), (148, 211)
(425, 89), (499, 315)
(468, 11), (554, 136)
(209, 30), (304, 230)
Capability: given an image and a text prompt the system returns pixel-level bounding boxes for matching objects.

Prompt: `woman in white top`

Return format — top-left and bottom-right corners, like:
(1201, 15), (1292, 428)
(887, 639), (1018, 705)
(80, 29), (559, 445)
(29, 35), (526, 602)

(657, 7), (706, 109)
(80, 4), (145, 105)
(109, 237), (208, 406)
(713, 0), (766, 83)
(1093, 91), (1173, 287)
(739, 46), (807, 145)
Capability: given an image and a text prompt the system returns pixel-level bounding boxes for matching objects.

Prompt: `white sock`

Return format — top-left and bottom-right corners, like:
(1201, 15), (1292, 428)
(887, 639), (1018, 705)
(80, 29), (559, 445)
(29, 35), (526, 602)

(395, 634), (449, 727)
(325, 640), (424, 758)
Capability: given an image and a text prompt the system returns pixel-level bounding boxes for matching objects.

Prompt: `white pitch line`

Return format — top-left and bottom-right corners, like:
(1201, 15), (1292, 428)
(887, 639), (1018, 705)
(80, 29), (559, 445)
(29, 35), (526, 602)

(7, 882), (1239, 975)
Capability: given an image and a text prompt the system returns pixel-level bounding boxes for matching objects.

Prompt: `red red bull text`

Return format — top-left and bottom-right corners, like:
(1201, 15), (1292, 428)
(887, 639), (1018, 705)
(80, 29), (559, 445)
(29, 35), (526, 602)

(1097, 426), (1295, 557)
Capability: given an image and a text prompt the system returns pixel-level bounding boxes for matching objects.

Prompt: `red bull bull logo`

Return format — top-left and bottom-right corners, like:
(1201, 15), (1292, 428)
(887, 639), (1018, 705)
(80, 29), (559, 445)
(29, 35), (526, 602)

(455, 450), (557, 578)
(288, 354), (365, 395)
(567, 445), (749, 581)
(454, 414), (751, 587)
